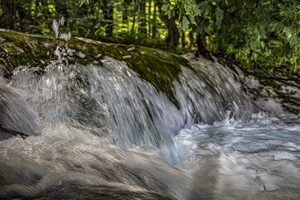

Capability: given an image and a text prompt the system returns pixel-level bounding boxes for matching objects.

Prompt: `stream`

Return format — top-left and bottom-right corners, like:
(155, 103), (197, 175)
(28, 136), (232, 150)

(0, 46), (299, 199)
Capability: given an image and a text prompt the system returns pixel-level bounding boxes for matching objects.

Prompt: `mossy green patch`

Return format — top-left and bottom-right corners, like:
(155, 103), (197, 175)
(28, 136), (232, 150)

(0, 29), (189, 108)
(265, 79), (281, 90)
(259, 79), (281, 90)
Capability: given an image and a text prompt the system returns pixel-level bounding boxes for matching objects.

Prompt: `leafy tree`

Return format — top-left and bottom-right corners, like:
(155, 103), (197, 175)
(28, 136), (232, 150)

(157, 1), (180, 46)
(160, 0), (300, 74)
(152, 1), (158, 38)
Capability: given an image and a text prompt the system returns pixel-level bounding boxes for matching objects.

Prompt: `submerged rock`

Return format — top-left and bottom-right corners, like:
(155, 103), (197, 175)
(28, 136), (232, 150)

(239, 69), (300, 116)
(0, 78), (39, 139)
(0, 124), (28, 141)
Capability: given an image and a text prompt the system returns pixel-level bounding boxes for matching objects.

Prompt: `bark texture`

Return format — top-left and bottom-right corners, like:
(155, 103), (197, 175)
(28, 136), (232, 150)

(196, 31), (211, 60)
(164, 18), (180, 47)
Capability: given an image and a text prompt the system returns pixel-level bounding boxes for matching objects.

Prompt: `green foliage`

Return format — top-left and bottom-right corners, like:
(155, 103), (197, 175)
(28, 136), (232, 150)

(160, 0), (204, 31)
(3, 0), (299, 77)
(95, 31), (183, 54)
(161, 0), (300, 75)
(79, 0), (90, 6)
(0, 0), (172, 51)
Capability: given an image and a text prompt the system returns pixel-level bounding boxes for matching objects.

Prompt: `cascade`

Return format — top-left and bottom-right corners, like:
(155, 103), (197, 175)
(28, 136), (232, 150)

(0, 31), (300, 199)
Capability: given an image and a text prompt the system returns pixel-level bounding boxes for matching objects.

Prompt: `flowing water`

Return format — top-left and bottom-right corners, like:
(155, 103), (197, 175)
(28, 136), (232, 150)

(0, 51), (300, 199)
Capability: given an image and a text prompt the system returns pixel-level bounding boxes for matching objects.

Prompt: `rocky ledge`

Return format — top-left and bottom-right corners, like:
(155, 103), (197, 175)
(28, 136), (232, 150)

(184, 53), (300, 117)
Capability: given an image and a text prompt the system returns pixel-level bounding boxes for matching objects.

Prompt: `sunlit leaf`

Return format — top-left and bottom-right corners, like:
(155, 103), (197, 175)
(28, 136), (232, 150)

(116, 4), (124, 13)
(180, 16), (189, 31)
(250, 41), (259, 50)
(193, 6), (201, 16)
(189, 15), (195, 24)
(216, 9), (224, 20)
(199, 2), (210, 14)
(161, 4), (169, 12)
(288, 35), (298, 46)
(271, 22), (284, 33)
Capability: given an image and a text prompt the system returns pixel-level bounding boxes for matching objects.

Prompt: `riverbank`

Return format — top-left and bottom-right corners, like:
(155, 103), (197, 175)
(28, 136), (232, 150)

(183, 53), (300, 117)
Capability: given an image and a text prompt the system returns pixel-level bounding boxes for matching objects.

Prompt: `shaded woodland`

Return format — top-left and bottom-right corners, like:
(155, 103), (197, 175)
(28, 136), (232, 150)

(0, 0), (185, 52)
(1, 0), (300, 77)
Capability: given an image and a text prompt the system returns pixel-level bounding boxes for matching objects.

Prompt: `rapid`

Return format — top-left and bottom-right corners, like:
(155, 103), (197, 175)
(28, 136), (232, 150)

(0, 38), (299, 199)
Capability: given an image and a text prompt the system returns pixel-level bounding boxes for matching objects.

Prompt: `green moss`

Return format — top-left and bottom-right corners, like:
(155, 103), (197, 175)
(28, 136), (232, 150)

(264, 79), (281, 90)
(117, 46), (185, 107)
(0, 29), (189, 108)
(0, 30), (58, 76)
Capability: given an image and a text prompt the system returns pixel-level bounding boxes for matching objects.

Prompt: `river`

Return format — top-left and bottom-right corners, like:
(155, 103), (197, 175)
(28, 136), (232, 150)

(0, 50), (299, 199)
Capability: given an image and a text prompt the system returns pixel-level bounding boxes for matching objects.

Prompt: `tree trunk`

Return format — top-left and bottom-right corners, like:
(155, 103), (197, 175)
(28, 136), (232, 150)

(157, 4), (179, 46)
(54, 0), (69, 19)
(152, 3), (157, 38)
(131, 2), (139, 33)
(122, 1), (129, 24)
(17, 5), (32, 32)
(193, 0), (211, 59)
(196, 30), (211, 60)
(181, 32), (186, 48)
(138, 0), (147, 35)
(131, 15), (136, 34)
(148, 0), (151, 37)
(164, 18), (180, 47)
(0, 2), (16, 29)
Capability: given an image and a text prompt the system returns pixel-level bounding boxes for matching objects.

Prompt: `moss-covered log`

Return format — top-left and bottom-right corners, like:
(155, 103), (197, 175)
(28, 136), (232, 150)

(0, 29), (189, 107)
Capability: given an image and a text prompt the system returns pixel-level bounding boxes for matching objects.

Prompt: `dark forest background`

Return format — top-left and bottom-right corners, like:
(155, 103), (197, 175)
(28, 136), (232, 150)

(1, 0), (300, 76)
(0, 0), (186, 53)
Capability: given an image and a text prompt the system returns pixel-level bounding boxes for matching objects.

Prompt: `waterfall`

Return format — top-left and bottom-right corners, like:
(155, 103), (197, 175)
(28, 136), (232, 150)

(0, 48), (300, 199)
(5, 53), (253, 160)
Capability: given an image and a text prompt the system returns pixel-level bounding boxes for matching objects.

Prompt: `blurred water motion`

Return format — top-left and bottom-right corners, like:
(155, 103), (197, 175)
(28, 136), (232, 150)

(0, 56), (299, 199)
